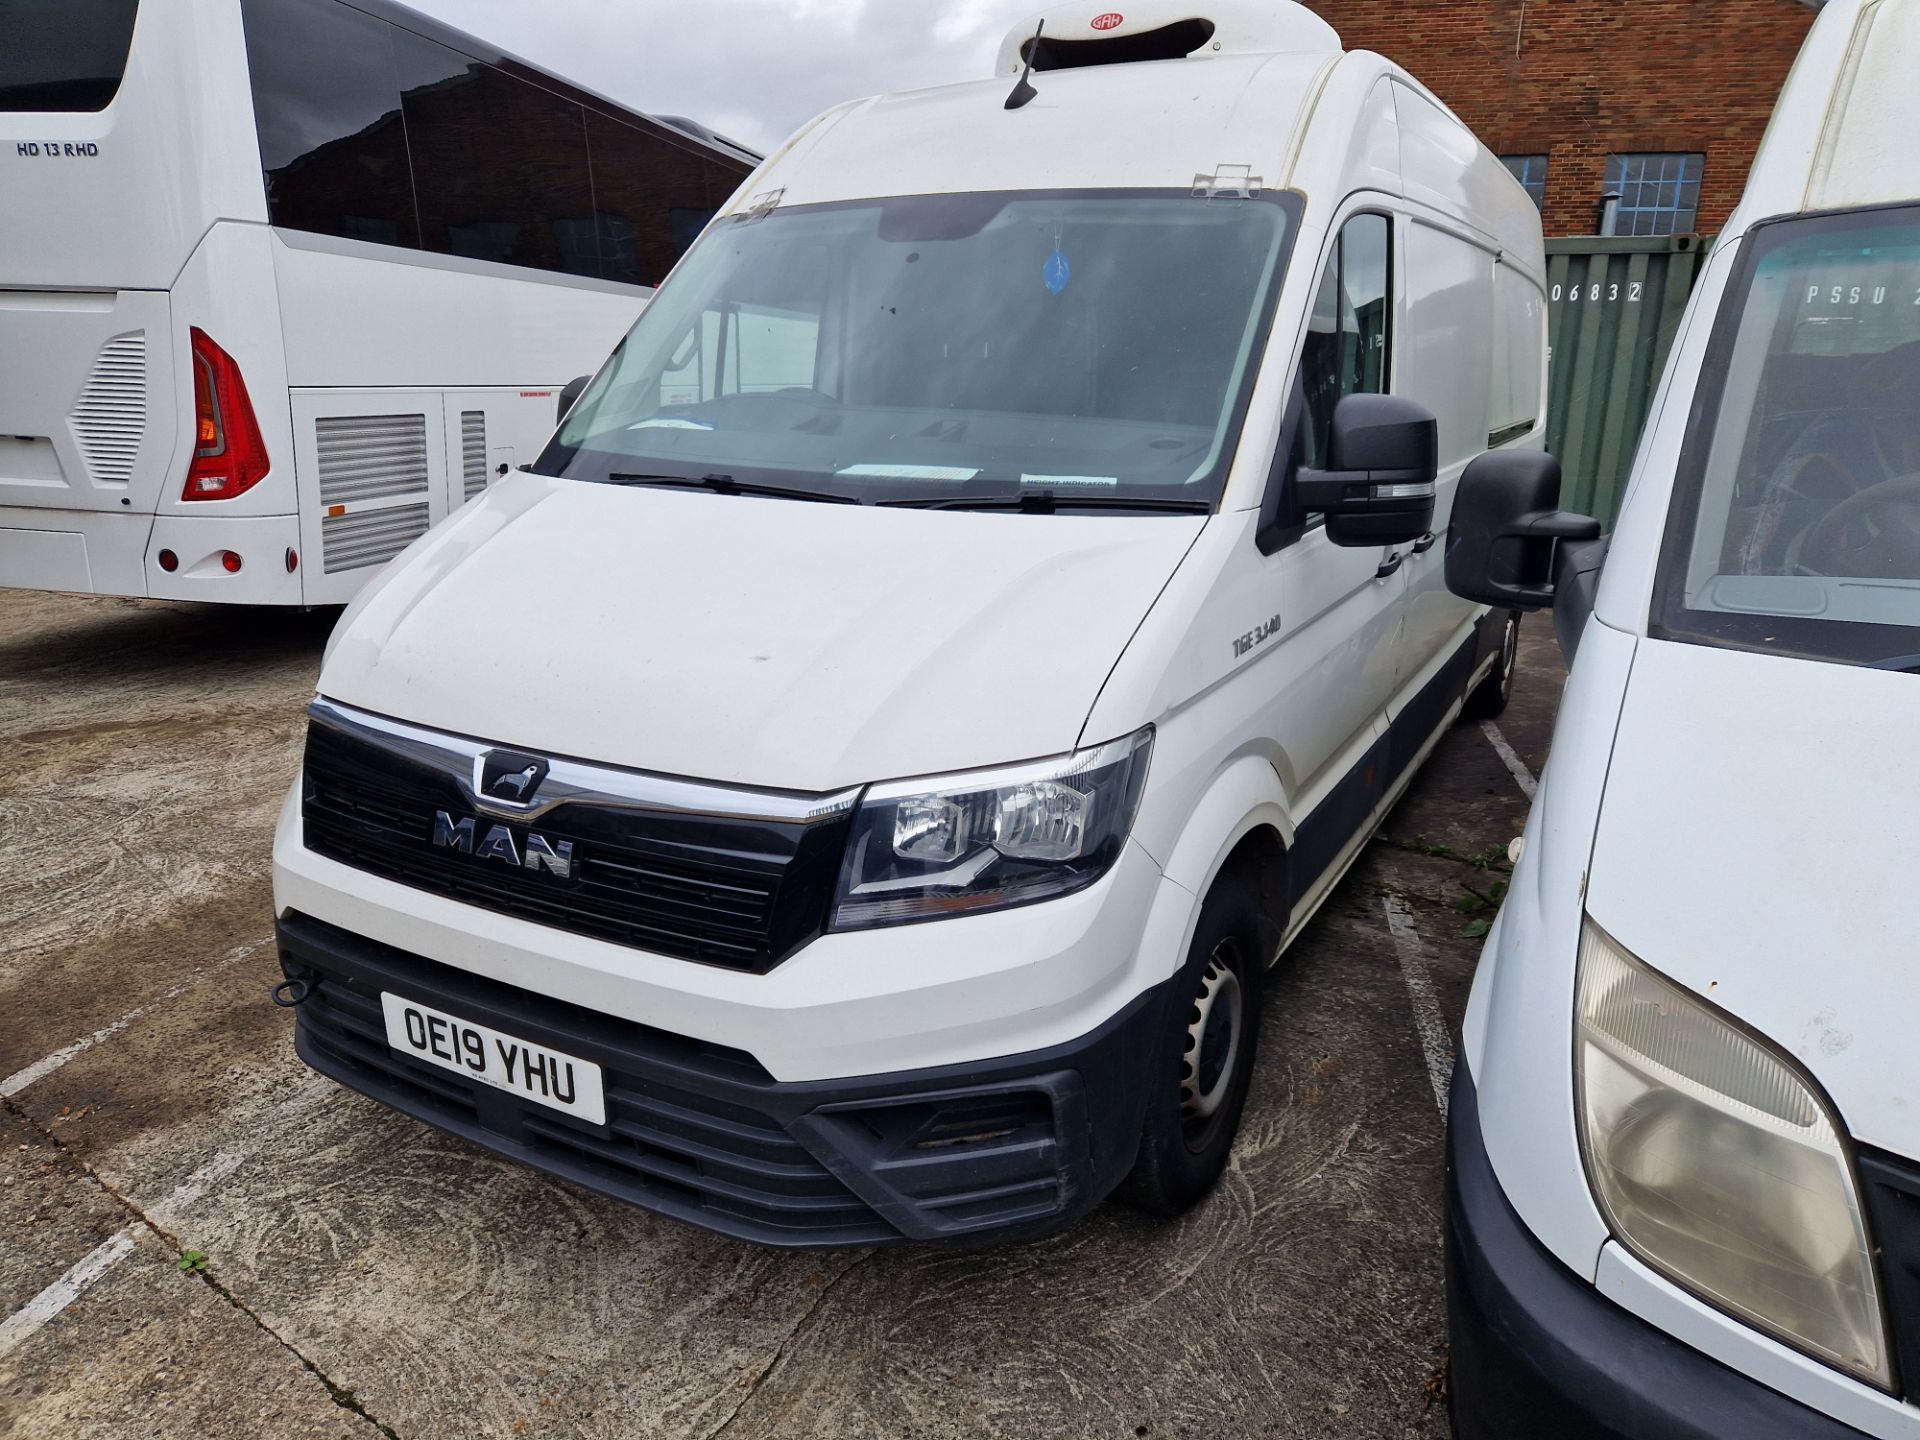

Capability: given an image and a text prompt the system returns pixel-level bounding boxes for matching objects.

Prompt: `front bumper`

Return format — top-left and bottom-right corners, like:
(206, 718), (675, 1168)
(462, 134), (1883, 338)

(278, 911), (1173, 1248)
(1445, 1058), (1865, 1438)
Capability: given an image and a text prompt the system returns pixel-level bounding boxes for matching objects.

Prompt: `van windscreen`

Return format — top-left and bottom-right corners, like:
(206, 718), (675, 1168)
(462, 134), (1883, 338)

(0, 0), (139, 113)
(538, 189), (1300, 509)
(1653, 205), (1920, 668)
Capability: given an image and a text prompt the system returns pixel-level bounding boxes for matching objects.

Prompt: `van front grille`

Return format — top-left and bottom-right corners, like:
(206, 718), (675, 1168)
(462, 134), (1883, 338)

(298, 705), (853, 972)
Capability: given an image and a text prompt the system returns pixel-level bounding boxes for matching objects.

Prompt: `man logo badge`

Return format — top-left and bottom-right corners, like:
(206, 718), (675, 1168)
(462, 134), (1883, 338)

(433, 812), (574, 879)
(478, 750), (550, 804)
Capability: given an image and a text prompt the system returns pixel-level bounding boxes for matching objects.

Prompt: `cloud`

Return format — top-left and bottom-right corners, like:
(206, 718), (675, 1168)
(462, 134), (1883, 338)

(401, 0), (1043, 153)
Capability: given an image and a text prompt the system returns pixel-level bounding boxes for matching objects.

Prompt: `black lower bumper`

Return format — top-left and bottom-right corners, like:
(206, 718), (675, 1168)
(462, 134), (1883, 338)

(1446, 1058), (1866, 1438)
(276, 911), (1169, 1248)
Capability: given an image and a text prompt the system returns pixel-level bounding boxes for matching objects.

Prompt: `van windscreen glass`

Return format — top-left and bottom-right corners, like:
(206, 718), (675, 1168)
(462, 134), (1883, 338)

(0, 0), (139, 112)
(537, 189), (1300, 509)
(1653, 206), (1920, 668)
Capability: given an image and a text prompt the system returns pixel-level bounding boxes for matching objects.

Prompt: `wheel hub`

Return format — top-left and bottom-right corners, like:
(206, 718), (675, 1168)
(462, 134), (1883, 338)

(1180, 942), (1244, 1124)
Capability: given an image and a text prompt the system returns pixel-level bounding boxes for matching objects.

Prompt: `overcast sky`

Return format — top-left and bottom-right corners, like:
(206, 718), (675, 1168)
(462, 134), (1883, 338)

(404, 0), (1044, 154)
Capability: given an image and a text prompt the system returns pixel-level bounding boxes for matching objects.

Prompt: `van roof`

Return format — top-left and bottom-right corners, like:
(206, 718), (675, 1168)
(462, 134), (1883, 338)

(747, 50), (1342, 208)
(1729, 0), (1920, 234)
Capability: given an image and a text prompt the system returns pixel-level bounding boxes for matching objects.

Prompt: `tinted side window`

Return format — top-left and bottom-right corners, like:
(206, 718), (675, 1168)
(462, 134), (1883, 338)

(585, 112), (735, 286)
(242, 0), (417, 248)
(1301, 213), (1394, 465)
(240, 0), (750, 280)
(393, 29), (595, 276)
(0, 0), (139, 112)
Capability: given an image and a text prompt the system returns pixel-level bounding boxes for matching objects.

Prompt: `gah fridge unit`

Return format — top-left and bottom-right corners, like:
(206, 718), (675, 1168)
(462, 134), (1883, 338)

(1442, 0), (1920, 1434)
(0, 0), (752, 606)
(272, 0), (1548, 1246)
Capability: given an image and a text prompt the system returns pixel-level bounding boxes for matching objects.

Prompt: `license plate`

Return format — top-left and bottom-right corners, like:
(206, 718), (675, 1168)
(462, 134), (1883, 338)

(380, 993), (606, 1125)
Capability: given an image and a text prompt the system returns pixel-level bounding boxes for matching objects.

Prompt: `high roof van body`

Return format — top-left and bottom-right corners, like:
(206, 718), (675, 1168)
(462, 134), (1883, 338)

(1444, 1), (1920, 1432)
(273, 1), (1546, 1246)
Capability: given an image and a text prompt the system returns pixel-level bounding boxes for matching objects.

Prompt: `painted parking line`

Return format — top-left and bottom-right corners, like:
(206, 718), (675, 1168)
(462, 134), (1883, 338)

(1478, 720), (1539, 802)
(0, 1152), (241, 1362)
(1383, 895), (1453, 1122)
(0, 936), (271, 1100)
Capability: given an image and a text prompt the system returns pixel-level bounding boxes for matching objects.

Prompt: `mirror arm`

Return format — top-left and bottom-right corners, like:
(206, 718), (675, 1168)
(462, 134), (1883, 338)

(1472, 510), (1605, 610)
(1517, 510), (1603, 544)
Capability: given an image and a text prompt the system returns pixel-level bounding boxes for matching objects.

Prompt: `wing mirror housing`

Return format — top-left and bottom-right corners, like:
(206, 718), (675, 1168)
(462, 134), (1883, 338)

(557, 374), (593, 425)
(1446, 449), (1607, 660)
(1293, 394), (1440, 548)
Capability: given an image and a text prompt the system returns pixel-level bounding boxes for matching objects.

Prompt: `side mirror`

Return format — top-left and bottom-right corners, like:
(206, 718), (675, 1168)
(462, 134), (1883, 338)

(1294, 394), (1439, 548)
(556, 374), (592, 425)
(1446, 450), (1607, 659)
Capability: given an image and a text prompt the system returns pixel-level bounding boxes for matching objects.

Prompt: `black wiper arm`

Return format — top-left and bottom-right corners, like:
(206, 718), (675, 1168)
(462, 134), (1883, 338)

(879, 490), (1212, 514)
(1867, 653), (1920, 673)
(604, 472), (860, 505)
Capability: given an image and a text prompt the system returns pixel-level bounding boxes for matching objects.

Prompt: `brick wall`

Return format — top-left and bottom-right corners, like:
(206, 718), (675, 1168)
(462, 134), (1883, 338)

(1298, 0), (1817, 236)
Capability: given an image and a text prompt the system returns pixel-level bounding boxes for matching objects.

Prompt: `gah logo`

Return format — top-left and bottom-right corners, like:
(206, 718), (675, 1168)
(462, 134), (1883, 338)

(1090, 12), (1125, 30)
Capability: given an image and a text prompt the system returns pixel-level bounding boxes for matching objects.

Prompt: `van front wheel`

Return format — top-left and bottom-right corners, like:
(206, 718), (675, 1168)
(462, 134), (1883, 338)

(1462, 611), (1520, 721)
(1119, 881), (1265, 1217)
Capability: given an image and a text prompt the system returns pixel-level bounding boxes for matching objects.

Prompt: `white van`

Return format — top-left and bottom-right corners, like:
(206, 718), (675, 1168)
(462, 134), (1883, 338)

(0, 0), (751, 606)
(1443, 0), (1920, 1432)
(271, 0), (1546, 1246)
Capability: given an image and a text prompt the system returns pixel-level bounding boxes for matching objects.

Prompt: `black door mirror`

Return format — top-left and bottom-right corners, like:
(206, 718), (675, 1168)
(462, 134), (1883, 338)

(1446, 449), (1608, 659)
(557, 374), (593, 425)
(1293, 393), (1439, 547)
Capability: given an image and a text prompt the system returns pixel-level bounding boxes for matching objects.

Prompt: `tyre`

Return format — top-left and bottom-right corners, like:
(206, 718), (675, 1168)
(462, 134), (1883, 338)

(1120, 879), (1265, 1217)
(1462, 610), (1520, 722)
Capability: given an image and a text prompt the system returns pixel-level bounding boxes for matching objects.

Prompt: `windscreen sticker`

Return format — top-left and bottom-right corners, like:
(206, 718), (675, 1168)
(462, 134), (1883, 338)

(1021, 474), (1118, 488)
(1044, 247), (1072, 295)
(836, 464), (980, 481)
(629, 418), (714, 430)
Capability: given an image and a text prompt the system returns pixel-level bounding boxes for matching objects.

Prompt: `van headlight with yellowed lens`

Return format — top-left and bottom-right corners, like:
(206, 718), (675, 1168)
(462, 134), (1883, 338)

(1575, 920), (1891, 1388)
(830, 728), (1152, 930)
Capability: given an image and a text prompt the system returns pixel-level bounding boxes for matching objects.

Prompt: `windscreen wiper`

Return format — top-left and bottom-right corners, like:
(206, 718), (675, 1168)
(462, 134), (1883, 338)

(879, 490), (1213, 514)
(1867, 654), (1920, 674)
(605, 472), (860, 505)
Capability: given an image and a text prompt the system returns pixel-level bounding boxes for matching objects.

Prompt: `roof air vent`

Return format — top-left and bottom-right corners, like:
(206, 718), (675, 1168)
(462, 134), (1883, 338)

(995, 1), (1342, 76)
(1023, 19), (1216, 70)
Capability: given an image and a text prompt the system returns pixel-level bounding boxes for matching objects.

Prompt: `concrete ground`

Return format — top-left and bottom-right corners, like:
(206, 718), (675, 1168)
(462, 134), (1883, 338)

(0, 588), (1564, 1440)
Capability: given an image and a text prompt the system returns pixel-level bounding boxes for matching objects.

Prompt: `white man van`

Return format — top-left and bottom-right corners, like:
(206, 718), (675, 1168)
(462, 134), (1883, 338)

(1443, 0), (1920, 1432)
(272, 0), (1547, 1246)
(0, 0), (752, 606)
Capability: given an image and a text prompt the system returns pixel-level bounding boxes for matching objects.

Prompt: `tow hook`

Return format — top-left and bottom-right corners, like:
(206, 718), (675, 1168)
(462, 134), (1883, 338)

(271, 976), (313, 1009)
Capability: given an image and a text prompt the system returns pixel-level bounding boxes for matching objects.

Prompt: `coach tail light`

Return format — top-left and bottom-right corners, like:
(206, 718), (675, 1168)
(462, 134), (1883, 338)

(182, 328), (271, 502)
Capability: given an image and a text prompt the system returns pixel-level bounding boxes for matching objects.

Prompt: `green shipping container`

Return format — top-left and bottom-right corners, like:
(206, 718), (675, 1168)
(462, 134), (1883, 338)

(1545, 235), (1708, 529)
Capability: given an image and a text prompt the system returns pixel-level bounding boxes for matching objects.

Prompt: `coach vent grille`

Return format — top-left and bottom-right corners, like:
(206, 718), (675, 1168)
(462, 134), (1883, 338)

(461, 410), (487, 499)
(321, 503), (431, 574)
(315, 412), (429, 506)
(70, 333), (146, 487)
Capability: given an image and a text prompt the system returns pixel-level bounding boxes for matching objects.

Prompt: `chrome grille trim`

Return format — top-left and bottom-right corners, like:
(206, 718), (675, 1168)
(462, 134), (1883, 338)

(308, 698), (861, 825)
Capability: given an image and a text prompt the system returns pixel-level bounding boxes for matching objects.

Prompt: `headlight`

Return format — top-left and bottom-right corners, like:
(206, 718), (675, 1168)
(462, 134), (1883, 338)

(1575, 920), (1890, 1387)
(830, 728), (1152, 930)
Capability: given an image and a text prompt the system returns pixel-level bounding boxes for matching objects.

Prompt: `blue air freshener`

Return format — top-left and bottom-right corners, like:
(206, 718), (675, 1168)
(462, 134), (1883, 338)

(1044, 248), (1071, 295)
